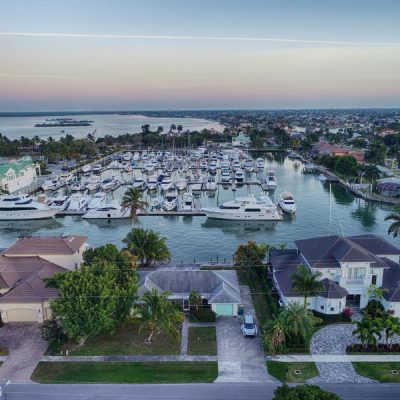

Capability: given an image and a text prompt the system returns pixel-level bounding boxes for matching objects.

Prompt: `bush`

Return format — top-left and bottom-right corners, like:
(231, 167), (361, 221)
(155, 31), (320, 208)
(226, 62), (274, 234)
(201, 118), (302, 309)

(40, 316), (68, 353)
(313, 310), (351, 323)
(190, 308), (216, 323)
(364, 299), (386, 319)
(273, 384), (340, 400)
(347, 343), (400, 353)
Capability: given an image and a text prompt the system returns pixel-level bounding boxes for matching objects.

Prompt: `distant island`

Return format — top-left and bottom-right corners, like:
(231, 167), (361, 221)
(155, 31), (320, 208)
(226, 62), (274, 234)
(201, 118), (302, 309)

(34, 118), (94, 127)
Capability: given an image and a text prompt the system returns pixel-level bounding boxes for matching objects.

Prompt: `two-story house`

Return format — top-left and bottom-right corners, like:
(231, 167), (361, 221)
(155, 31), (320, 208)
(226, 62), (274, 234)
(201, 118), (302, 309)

(270, 234), (400, 316)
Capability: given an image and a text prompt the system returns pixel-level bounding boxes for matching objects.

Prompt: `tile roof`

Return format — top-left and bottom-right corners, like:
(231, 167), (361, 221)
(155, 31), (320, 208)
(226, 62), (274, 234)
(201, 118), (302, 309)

(381, 258), (400, 303)
(0, 255), (67, 303)
(139, 269), (241, 304)
(4, 235), (88, 256)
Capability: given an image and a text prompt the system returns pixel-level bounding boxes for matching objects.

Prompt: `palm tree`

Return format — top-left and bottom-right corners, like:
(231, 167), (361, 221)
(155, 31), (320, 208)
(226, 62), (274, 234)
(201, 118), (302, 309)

(381, 316), (400, 347)
(123, 228), (170, 267)
(133, 289), (184, 343)
(189, 291), (202, 311)
(291, 265), (324, 310)
(353, 317), (382, 349)
(385, 212), (400, 238)
(121, 188), (148, 219)
(278, 303), (316, 341)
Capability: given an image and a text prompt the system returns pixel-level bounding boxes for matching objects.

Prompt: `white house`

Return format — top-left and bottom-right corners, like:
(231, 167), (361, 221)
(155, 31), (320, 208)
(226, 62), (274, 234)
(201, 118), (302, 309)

(0, 157), (40, 193)
(271, 234), (400, 316)
(232, 132), (251, 148)
(3, 235), (88, 270)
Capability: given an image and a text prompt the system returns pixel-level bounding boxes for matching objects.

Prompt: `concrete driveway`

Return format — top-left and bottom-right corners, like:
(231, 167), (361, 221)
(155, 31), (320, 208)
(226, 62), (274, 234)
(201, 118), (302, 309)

(0, 323), (47, 383)
(215, 286), (276, 383)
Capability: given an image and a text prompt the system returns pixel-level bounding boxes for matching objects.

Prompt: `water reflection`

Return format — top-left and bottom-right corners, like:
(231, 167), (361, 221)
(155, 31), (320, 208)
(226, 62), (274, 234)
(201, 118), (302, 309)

(84, 218), (132, 230)
(322, 183), (354, 205)
(201, 218), (277, 237)
(0, 218), (63, 235)
(351, 202), (377, 228)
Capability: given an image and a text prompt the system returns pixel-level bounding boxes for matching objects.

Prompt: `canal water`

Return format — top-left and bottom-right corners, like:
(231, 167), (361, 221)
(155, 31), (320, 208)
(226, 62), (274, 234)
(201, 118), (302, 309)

(0, 156), (396, 261)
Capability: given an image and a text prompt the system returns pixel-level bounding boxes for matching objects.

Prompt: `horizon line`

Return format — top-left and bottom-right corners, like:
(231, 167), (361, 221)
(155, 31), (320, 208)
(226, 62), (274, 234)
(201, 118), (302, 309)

(0, 31), (400, 46)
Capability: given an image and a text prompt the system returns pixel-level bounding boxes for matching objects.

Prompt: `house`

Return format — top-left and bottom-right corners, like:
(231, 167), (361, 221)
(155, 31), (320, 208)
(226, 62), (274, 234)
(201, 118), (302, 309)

(270, 234), (400, 316)
(3, 235), (88, 270)
(0, 157), (40, 193)
(232, 132), (251, 148)
(139, 269), (242, 316)
(0, 255), (68, 322)
(312, 141), (365, 163)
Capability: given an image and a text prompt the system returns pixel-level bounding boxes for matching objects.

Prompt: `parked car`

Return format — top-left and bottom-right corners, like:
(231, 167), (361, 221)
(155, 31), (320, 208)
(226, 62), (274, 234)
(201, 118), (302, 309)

(240, 313), (258, 337)
(278, 299), (284, 308)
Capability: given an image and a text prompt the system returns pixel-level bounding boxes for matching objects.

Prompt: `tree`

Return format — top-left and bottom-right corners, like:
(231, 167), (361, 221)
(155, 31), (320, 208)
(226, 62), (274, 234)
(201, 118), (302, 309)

(170, 124), (177, 132)
(189, 291), (202, 311)
(234, 241), (272, 269)
(291, 265), (324, 310)
(123, 228), (171, 266)
(381, 316), (400, 348)
(133, 289), (184, 343)
(262, 320), (286, 354)
(352, 317), (382, 349)
(40, 316), (67, 351)
(51, 261), (138, 346)
(361, 164), (380, 183)
(334, 155), (359, 177)
(385, 212), (400, 238)
(273, 384), (340, 400)
(367, 140), (386, 165)
(121, 188), (148, 219)
(278, 303), (316, 341)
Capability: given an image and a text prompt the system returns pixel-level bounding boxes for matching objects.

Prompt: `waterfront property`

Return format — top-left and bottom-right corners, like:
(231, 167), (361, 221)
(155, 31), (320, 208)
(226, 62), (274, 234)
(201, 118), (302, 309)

(271, 234), (400, 316)
(0, 157), (40, 193)
(139, 269), (242, 316)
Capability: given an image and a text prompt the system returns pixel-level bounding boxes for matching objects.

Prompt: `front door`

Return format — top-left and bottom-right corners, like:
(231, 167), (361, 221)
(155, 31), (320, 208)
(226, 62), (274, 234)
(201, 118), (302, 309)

(183, 299), (190, 311)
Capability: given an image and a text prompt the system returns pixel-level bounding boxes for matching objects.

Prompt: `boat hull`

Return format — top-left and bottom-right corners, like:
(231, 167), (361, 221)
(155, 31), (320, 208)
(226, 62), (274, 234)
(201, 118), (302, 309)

(0, 209), (58, 220)
(202, 208), (282, 221)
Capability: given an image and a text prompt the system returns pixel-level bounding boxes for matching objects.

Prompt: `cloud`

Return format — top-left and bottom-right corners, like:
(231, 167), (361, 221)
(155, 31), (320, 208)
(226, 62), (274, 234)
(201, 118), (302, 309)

(0, 31), (399, 46)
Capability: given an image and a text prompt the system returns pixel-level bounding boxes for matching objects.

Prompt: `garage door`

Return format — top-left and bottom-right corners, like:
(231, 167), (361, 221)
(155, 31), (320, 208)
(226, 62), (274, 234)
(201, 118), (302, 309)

(6, 309), (38, 322)
(215, 304), (233, 316)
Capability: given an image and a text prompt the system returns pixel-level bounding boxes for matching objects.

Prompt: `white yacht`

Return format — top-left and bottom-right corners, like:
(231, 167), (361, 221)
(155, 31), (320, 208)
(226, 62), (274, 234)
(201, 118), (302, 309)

(60, 173), (74, 184)
(85, 175), (100, 191)
(92, 164), (102, 174)
(175, 178), (188, 191)
(147, 176), (159, 191)
(202, 194), (282, 221)
(0, 195), (58, 220)
(47, 196), (70, 210)
(181, 193), (194, 211)
(208, 161), (217, 174)
(67, 193), (89, 211)
(221, 169), (231, 183)
(232, 160), (241, 171)
(256, 158), (264, 169)
(244, 159), (254, 173)
(131, 177), (147, 191)
(235, 169), (244, 183)
(100, 177), (118, 191)
(41, 179), (60, 191)
(266, 171), (278, 189)
(123, 152), (132, 162)
(150, 198), (161, 211)
(81, 164), (92, 174)
(278, 192), (297, 214)
(87, 192), (107, 209)
(160, 177), (174, 191)
(69, 182), (83, 192)
(205, 176), (217, 191)
(83, 201), (130, 219)
(191, 174), (203, 192)
(163, 190), (178, 211)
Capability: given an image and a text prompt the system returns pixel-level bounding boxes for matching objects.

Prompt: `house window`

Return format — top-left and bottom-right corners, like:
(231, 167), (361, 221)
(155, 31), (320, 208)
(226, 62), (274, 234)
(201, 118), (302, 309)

(320, 305), (324, 310)
(330, 307), (334, 311)
(371, 275), (377, 285)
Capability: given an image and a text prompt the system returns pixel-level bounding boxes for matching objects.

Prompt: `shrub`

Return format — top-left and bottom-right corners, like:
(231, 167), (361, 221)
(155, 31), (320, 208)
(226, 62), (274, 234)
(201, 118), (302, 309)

(364, 299), (386, 319)
(190, 308), (216, 323)
(273, 384), (340, 400)
(342, 307), (354, 320)
(40, 316), (68, 352)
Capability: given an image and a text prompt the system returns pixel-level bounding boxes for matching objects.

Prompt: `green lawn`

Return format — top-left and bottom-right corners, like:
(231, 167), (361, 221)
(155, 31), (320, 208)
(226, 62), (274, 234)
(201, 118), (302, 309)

(187, 327), (217, 356)
(353, 362), (400, 383)
(31, 362), (218, 384)
(53, 322), (180, 356)
(267, 361), (319, 383)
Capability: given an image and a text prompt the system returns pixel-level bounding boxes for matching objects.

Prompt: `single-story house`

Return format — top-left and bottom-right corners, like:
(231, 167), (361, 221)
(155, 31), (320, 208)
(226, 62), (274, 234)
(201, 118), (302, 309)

(139, 269), (242, 316)
(3, 235), (88, 270)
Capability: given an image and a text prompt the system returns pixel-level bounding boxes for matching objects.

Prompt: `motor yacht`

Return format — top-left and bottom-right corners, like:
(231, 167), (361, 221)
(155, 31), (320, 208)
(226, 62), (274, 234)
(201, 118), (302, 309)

(147, 176), (159, 191)
(150, 199), (161, 211)
(85, 175), (100, 191)
(205, 176), (217, 191)
(0, 195), (58, 220)
(81, 165), (92, 174)
(131, 177), (147, 191)
(47, 196), (70, 211)
(235, 169), (244, 183)
(160, 176), (174, 191)
(100, 177), (118, 191)
(191, 174), (204, 192)
(83, 201), (131, 219)
(208, 161), (217, 175)
(163, 190), (178, 211)
(181, 193), (194, 211)
(175, 178), (188, 191)
(232, 160), (241, 171)
(202, 194), (282, 221)
(67, 193), (89, 211)
(69, 182), (83, 192)
(87, 192), (107, 209)
(92, 164), (102, 174)
(244, 159), (254, 173)
(278, 192), (297, 214)
(41, 178), (61, 191)
(60, 173), (74, 184)
(123, 152), (132, 162)
(221, 169), (231, 183)
(266, 171), (278, 189)
(256, 158), (264, 169)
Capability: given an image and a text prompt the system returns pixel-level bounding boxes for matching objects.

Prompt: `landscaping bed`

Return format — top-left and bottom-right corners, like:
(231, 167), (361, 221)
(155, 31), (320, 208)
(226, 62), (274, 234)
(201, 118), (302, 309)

(189, 308), (216, 323)
(267, 361), (319, 383)
(187, 327), (217, 356)
(352, 362), (400, 383)
(31, 361), (218, 384)
(347, 344), (400, 353)
(50, 322), (180, 356)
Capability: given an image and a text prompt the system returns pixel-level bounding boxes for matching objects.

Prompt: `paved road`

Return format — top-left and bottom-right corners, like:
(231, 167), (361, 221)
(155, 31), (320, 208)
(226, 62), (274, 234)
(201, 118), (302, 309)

(4, 383), (400, 400)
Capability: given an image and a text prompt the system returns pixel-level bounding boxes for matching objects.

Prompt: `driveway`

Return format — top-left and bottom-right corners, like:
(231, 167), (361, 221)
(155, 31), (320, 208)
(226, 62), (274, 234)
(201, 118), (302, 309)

(307, 324), (375, 384)
(215, 285), (276, 383)
(0, 323), (47, 383)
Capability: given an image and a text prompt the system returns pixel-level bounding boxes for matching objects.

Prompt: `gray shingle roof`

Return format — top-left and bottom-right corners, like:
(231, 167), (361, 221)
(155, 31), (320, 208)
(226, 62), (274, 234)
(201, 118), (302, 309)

(349, 234), (400, 256)
(139, 269), (241, 304)
(319, 278), (348, 299)
(381, 258), (400, 303)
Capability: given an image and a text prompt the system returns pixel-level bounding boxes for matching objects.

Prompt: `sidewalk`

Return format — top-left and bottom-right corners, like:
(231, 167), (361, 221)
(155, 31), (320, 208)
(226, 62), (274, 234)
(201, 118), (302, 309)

(268, 354), (400, 363)
(41, 355), (217, 362)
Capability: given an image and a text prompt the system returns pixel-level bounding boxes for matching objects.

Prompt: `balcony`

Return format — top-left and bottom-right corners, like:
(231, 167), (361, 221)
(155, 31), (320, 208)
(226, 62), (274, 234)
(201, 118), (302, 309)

(343, 279), (365, 286)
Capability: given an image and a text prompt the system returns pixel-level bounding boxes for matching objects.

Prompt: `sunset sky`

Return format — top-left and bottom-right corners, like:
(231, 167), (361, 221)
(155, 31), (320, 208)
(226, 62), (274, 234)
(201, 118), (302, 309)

(1, 0), (400, 111)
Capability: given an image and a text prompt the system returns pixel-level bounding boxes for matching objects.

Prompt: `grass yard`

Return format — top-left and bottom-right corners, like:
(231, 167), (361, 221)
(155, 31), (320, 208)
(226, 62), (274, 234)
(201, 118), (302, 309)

(352, 362), (400, 383)
(31, 362), (218, 384)
(187, 327), (217, 356)
(267, 361), (319, 383)
(53, 322), (180, 356)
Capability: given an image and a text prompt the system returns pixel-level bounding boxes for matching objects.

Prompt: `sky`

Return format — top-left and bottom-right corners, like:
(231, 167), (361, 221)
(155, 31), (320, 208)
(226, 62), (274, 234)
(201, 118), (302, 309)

(0, 0), (400, 111)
